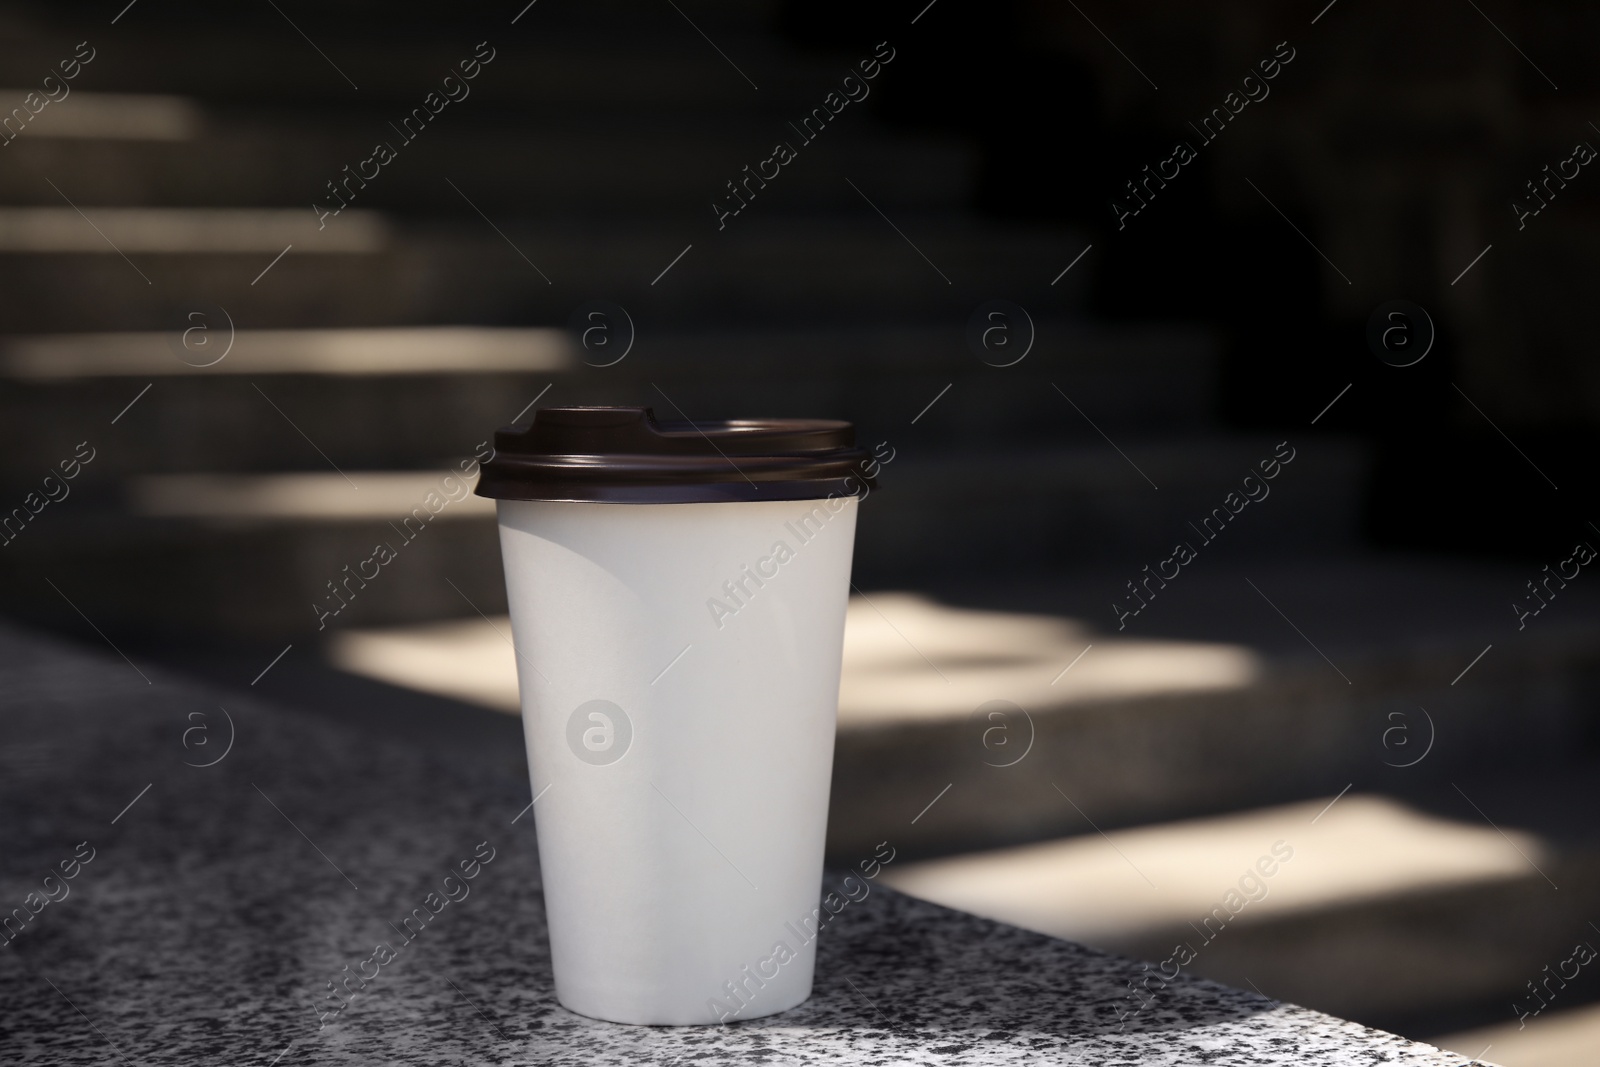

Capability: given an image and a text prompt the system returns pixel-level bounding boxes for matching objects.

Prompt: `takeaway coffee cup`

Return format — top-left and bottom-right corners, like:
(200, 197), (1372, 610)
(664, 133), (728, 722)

(474, 406), (874, 1026)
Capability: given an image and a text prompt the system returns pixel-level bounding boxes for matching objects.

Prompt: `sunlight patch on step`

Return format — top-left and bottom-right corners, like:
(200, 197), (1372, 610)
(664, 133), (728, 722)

(0, 91), (202, 139)
(129, 472), (494, 521)
(878, 795), (1548, 946)
(1437, 999), (1600, 1067)
(330, 617), (519, 712)
(838, 592), (1260, 722)
(0, 207), (385, 252)
(0, 326), (574, 378)
(330, 617), (527, 715)
(325, 594), (1262, 719)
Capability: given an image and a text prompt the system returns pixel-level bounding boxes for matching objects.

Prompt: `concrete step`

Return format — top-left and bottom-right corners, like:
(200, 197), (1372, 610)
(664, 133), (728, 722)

(0, 212), (1087, 331)
(0, 320), (1215, 477)
(233, 553), (1600, 859)
(0, 108), (974, 211)
(0, 436), (1368, 638)
(821, 555), (1600, 858)
(856, 436), (1366, 578)
(874, 790), (1600, 1035)
(0, 19), (870, 110)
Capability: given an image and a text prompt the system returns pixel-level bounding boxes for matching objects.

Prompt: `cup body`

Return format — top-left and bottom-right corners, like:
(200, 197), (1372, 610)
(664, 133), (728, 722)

(496, 494), (858, 1025)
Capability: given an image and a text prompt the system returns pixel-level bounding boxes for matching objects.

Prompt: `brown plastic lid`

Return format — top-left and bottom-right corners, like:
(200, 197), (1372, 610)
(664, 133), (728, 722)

(474, 406), (877, 504)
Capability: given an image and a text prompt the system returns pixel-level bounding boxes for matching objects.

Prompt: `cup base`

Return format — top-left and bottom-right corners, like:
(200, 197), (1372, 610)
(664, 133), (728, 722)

(555, 981), (813, 1027)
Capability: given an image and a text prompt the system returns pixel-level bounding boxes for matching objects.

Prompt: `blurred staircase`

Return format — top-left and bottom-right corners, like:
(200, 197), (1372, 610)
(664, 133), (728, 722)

(0, 0), (1261, 636)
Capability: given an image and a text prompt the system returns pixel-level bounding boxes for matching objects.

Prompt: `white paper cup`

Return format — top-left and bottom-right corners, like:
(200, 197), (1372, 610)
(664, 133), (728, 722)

(478, 408), (873, 1025)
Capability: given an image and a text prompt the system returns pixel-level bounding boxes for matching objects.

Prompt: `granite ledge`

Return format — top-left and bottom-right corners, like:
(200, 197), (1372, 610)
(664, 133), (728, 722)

(0, 624), (1467, 1066)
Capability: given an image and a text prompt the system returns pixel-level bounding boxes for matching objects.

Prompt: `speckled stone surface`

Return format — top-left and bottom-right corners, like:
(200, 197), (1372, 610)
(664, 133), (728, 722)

(0, 623), (1467, 1065)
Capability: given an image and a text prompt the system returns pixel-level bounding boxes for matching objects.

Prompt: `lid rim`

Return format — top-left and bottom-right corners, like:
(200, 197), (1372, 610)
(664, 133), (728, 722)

(477, 476), (872, 505)
(474, 406), (877, 503)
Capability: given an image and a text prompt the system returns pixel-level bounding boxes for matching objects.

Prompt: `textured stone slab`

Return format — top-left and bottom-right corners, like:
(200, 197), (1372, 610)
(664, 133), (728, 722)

(0, 623), (1463, 1065)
